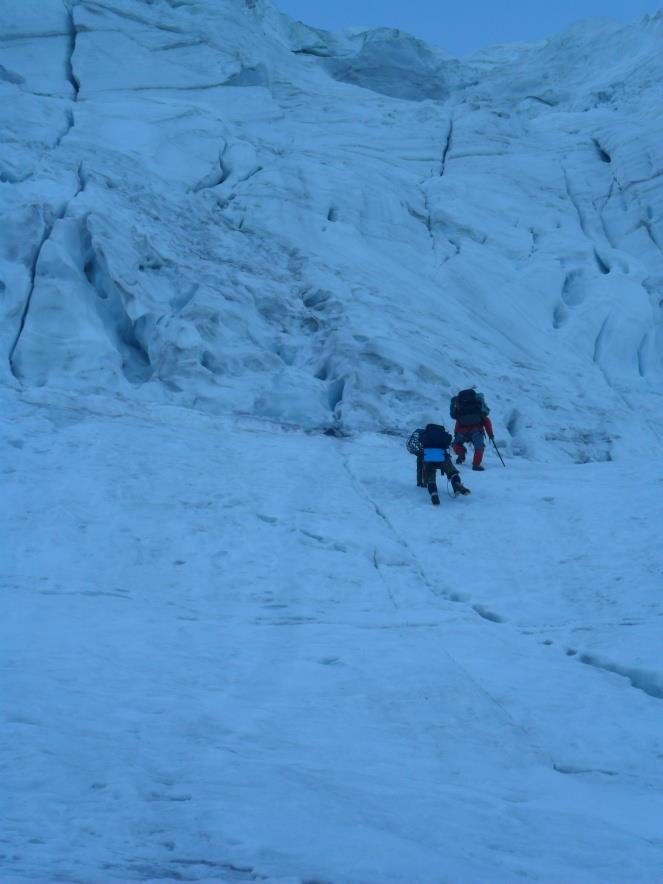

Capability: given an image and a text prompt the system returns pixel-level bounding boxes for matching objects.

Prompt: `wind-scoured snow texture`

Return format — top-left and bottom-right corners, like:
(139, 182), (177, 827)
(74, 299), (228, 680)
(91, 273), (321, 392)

(3, 386), (663, 882)
(1, 0), (662, 452)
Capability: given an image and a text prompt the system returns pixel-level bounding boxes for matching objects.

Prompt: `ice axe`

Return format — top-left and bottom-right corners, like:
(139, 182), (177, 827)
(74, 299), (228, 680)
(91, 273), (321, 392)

(490, 435), (506, 468)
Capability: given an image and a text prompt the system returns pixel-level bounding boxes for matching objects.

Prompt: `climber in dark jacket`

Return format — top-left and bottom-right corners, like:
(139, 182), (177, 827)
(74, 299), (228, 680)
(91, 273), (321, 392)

(407, 424), (470, 505)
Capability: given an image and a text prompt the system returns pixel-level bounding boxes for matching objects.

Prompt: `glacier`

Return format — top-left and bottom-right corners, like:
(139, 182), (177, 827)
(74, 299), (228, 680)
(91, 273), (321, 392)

(2, 0), (663, 881)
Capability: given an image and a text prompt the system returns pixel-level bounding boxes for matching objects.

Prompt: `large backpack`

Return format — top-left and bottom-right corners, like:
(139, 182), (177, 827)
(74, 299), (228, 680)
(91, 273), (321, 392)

(420, 424), (453, 451)
(450, 389), (489, 425)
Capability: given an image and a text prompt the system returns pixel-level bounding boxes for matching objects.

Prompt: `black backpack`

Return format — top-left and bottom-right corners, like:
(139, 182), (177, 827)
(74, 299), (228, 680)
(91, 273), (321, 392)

(420, 424), (453, 450)
(450, 389), (488, 424)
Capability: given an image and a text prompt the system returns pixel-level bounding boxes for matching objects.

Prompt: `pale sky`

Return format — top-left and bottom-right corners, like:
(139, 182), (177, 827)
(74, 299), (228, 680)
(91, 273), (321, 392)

(274, 0), (662, 56)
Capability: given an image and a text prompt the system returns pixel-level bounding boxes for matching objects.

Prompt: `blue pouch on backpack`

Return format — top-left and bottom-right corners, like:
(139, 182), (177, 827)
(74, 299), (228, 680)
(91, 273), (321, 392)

(423, 448), (445, 462)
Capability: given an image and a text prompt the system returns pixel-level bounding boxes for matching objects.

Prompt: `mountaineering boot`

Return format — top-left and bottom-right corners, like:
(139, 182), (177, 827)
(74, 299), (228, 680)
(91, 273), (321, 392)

(431, 493), (440, 505)
(427, 482), (440, 505)
(451, 475), (471, 496)
(455, 455), (465, 465)
(472, 464), (485, 472)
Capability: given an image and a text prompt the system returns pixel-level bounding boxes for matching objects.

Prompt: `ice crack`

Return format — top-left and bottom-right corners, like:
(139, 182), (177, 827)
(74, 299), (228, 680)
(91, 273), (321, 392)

(8, 220), (56, 379)
(440, 117), (454, 176)
(8, 168), (86, 380)
(64, 1), (80, 101)
(579, 654), (663, 701)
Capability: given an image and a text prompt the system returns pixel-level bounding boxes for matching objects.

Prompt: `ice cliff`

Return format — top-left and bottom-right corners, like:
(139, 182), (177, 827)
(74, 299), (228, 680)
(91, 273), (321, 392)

(1, 0), (662, 461)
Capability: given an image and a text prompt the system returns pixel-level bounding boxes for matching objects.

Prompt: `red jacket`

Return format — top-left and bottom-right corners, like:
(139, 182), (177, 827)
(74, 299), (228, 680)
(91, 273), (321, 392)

(455, 415), (493, 437)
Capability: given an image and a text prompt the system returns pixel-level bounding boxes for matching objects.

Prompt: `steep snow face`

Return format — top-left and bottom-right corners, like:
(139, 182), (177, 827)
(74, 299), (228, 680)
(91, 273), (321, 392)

(1, 0), (663, 460)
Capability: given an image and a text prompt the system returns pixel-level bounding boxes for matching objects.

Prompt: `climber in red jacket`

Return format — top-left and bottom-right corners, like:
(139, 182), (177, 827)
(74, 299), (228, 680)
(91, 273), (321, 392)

(450, 388), (494, 471)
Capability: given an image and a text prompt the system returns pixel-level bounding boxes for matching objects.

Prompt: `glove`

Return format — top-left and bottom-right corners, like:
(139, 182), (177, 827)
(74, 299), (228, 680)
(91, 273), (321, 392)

(488, 434), (494, 441)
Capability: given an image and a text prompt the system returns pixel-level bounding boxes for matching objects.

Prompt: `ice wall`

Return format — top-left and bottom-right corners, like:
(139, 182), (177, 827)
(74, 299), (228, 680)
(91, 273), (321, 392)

(1, 0), (662, 461)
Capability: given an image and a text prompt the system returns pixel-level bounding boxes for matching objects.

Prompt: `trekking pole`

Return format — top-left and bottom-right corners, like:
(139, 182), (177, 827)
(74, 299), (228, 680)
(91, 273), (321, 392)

(490, 436), (506, 467)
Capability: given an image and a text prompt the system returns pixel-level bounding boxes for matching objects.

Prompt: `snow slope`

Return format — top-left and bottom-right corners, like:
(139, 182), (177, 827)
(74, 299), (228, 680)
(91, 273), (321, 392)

(3, 386), (663, 882)
(2, 1), (663, 881)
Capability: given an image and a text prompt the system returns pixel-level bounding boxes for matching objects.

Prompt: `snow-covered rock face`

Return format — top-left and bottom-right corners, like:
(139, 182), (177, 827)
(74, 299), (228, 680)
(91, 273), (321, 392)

(1, 1), (663, 459)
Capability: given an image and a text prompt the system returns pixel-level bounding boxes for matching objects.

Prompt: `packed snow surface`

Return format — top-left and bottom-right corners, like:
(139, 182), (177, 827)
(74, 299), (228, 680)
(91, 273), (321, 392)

(2, 0), (663, 881)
